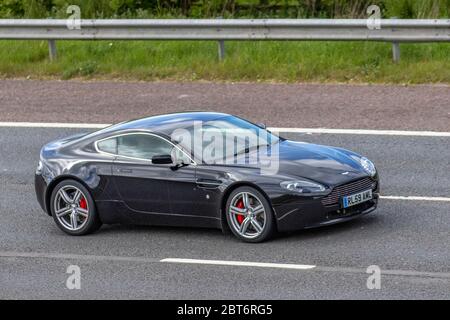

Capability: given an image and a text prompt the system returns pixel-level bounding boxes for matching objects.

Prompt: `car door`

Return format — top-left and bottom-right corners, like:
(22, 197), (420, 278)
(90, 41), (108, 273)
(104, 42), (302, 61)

(164, 161), (224, 226)
(165, 166), (199, 216)
(110, 133), (175, 215)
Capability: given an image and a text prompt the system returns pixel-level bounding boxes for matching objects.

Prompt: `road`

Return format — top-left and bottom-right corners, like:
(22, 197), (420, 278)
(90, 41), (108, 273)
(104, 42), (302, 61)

(0, 80), (449, 299)
(0, 80), (449, 131)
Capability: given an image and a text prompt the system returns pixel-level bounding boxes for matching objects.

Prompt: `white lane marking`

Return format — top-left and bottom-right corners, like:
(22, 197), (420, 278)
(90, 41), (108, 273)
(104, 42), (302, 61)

(380, 195), (450, 202)
(314, 266), (450, 279)
(0, 122), (109, 129)
(0, 251), (160, 264)
(1, 252), (449, 279)
(161, 258), (316, 270)
(161, 258), (450, 279)
(0, 122), (450, 137)
(270, 127), (450, 137)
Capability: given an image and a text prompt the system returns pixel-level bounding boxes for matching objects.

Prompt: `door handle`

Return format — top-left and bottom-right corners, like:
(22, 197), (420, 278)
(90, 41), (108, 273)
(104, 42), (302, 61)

(117, 168), (133, 173)
(196, 179), (222, 188)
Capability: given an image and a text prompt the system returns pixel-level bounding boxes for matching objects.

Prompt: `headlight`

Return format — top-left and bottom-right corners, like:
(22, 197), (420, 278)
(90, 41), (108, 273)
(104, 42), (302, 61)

(280, 180), (327, 194)
(360, 157), (376, 177)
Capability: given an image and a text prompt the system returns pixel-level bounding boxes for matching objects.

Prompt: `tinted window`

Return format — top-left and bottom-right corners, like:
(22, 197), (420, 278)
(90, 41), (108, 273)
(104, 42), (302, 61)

(117, 134), (174, 160)
(172, 146), (192, 164)
(97, 138), (117, 154)
(173, 115), (280, 163)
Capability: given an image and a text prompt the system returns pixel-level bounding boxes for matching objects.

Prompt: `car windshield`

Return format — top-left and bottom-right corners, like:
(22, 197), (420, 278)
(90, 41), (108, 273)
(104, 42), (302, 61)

(171, 115), (280, 164)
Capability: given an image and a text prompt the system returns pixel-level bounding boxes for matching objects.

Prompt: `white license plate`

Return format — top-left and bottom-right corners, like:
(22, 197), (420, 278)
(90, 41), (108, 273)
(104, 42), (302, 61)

(342, 189), (373, 208)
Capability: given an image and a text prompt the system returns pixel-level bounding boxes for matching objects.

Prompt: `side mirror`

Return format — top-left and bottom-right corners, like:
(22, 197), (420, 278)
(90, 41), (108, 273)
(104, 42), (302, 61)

(152, 154), (173, 165)
(256, 123), (266, 129)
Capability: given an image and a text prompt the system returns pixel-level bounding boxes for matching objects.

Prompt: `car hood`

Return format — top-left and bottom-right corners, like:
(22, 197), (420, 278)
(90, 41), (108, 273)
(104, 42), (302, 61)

(264, 140), (370, 186)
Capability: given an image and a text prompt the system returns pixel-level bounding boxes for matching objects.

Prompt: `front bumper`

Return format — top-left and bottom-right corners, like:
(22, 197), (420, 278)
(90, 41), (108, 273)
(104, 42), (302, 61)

(274, 188), (379, 232)
(35, 173), (50, 215)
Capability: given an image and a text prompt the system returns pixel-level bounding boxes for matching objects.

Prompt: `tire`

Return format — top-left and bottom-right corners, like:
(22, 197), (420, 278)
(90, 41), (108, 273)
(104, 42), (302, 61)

(50, 179), (102, 236)
(225, 186), (275, 243)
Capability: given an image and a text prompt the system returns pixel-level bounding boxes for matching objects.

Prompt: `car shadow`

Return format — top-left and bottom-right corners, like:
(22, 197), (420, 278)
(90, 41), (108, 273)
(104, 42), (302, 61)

(99, 223), (225, 237)
(97, 213), (379, 243)
(273, 214), (380, 243)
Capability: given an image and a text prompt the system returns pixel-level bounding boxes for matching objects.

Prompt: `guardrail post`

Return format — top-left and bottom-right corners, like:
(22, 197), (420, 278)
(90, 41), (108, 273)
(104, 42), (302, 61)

(390, 17), (400, 63)
(48, 40), (57, 61)
(217, 17), (225, 61)
(392, 42), (400, 63)
(218, 40), (225, 61)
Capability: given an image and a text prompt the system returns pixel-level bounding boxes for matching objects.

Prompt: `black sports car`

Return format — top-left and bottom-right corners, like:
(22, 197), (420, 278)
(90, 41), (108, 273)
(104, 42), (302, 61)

(35, 112), (379, 242)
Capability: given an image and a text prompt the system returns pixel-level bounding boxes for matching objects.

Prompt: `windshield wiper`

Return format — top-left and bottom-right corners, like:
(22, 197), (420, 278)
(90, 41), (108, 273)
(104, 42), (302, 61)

(233, 144), (271, 157)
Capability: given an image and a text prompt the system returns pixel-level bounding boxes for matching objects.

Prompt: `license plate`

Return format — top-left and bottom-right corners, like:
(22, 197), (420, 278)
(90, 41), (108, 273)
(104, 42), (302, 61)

(342, 189), (372, 208)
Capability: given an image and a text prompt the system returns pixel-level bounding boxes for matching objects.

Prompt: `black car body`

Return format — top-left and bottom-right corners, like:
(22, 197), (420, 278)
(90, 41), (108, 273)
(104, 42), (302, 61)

(35, 112), (379, 241)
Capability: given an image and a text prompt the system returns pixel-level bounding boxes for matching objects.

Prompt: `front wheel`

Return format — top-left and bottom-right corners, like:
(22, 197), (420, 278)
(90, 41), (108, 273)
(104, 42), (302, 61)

(50, 180), (102, 236)
(225, 187), (275, 243)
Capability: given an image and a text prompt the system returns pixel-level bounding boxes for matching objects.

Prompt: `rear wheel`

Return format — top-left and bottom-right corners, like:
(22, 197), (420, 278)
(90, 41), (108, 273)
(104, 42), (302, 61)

(225, 187), (275, 243)
(50, 180), (102, 236)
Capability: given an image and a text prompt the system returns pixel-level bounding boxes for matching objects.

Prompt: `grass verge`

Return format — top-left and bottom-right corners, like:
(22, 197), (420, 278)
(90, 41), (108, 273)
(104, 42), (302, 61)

(0, 40), (449, 84)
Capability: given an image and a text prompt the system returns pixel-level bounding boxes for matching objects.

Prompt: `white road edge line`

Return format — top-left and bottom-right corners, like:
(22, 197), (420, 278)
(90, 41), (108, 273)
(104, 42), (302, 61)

(0, 122), (110, 129)
(160, 258), (316, 270)
(380, 195), (450, 202)
(270, 127), (450, 137)
(0, 122), (449, 137)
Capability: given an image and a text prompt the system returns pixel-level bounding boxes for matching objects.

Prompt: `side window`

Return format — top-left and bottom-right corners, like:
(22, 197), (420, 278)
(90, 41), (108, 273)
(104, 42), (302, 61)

(97, 138), (117, 154)
(173, 147), (192, 164)
(117, 134), (174, 161)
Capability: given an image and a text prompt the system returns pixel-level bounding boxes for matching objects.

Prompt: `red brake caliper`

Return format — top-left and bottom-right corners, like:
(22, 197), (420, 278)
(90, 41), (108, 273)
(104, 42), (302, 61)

(236, 199), (245, 224)
(79, 197), (87, 210)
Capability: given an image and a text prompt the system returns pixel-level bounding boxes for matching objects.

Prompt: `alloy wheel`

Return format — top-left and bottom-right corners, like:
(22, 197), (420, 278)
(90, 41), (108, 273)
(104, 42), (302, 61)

(228, 191), (267, 239)
(53, 185), (89, 231)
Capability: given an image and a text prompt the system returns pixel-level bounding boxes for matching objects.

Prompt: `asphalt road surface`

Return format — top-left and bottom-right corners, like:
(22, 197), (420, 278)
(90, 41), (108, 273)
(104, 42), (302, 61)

(1, 127), (449, 299)
(0, 80), (449, 131)
(0, 80), (449, 299)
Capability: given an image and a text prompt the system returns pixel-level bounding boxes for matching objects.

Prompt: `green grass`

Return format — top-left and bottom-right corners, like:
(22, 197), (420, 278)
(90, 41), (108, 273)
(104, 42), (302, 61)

(0, 40), (449, 84)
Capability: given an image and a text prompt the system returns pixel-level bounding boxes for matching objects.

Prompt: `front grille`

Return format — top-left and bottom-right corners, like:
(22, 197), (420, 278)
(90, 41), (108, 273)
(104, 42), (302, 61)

(321, 177), (376, 206)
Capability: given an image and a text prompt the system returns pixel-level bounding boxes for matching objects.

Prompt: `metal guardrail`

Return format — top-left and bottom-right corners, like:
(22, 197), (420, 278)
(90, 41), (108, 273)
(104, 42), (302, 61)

(0, 19), (449, 62)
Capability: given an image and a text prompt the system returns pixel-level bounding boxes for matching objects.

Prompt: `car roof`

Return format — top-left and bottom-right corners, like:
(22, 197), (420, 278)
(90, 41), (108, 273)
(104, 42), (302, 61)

(90, 111), (231, 138)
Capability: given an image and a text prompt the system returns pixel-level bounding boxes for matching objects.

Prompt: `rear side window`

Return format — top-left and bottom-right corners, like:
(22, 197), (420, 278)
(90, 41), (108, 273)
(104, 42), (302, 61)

(97, 138), (117, 154)
(96, 134), (179, 161)
(117, 134), (174, 160)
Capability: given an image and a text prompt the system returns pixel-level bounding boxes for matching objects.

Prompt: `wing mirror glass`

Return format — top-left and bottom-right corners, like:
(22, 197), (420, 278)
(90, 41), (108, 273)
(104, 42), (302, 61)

(152, 154), (173, 164)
